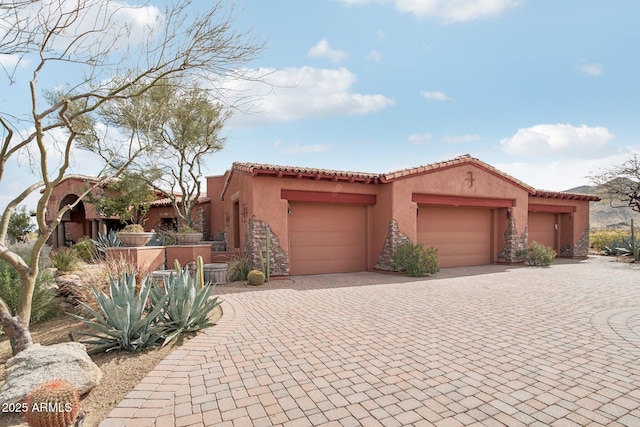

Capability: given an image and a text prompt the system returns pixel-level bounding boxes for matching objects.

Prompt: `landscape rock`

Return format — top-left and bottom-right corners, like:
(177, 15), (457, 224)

(55, 274), (84, 297)
(0, 342), (102, 405)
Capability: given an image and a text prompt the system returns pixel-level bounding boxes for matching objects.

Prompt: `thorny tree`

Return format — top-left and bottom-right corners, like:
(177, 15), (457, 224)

(590, 154), (640, 213)
(100, 79), (227, 230)
(0, 0), (261, 355)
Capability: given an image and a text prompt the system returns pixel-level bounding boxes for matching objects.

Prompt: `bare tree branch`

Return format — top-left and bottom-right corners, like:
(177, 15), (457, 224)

(0, 0), (263, 354)
(590, 154), (640, 213)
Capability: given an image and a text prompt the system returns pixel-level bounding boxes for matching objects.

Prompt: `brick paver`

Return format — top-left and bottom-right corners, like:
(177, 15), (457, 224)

(101, 257), (640, 426)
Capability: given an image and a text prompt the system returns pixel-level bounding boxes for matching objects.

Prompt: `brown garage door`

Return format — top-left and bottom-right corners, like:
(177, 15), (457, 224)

(289, 202), (367, 275)
(417, 205), (492, 268)
(528, 212), (556, 249)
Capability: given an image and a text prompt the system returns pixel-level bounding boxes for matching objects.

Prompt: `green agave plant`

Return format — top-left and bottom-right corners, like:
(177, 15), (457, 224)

(151, 267), (221, 346)
(93, 230), (123, 257)
(70, 271), (167, 354)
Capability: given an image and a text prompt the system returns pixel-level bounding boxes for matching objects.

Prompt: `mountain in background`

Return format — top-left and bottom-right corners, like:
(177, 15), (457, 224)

(564, 182), (640, 230)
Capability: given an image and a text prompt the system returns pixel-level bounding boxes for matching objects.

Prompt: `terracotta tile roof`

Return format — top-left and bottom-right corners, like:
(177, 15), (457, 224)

(220, 156), (599, 202)
(150, 194), (210, 207)
(232, 162), (379, 181)
(531, 190), (601, 202)
(380, 154), (536, 193)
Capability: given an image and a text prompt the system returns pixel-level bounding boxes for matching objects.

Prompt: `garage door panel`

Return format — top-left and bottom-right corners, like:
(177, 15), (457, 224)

(289, 202), (367, 275)
(417, 206), (492, 268)
(528, 212), (556, 248)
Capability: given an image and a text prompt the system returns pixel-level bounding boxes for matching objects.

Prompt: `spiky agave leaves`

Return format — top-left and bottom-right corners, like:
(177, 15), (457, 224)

(70, 271), (167, 354)
(150, 267), (221, 346)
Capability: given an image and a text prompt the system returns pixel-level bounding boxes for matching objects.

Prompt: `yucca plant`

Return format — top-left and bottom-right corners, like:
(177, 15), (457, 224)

(70, 271), (167, 354)
(150, 266), (221, 346)
(50, 247), (81, 272)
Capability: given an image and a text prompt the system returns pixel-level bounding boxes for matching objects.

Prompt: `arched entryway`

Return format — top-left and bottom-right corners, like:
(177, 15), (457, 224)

(55, 194), (89, 247)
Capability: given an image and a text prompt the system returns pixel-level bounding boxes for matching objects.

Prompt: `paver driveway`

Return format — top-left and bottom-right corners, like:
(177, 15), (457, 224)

(101, 257), (640, 426)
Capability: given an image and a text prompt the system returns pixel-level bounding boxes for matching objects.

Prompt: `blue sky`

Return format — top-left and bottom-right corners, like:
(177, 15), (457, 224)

(1, 0), (639, 211)
(213, 0), (639, 191)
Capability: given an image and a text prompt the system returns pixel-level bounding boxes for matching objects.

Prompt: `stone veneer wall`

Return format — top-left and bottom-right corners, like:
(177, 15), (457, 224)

(193, 206), (208, 238)
(375, 219), (410, 271)
(560, 226), (590, 257)
(244, 216), (289, 276)
(497, 216), (528, 263)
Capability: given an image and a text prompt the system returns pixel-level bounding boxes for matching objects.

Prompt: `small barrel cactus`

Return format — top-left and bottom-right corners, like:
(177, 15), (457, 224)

(24, 379), (80, 427)
(247, 269), (265, 286)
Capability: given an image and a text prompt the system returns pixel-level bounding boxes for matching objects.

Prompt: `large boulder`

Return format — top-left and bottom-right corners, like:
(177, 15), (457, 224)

(0, 342), (102, 405)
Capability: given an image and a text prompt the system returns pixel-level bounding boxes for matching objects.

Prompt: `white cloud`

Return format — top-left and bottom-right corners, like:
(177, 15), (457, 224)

(376, 29), (386, 42)
(496, 152), (636, 191)
(366, 50), (383, 62)
(444, 134), (482, 143)
(279, 143), (332, 156)
(500, 124), (613, 158)
(408, 133), (432, 145)
(421, 90), (453, 101)
(0, 1), (162, 56)
(308, 40), (348, 63)
(0, 54), (24, 69)
(220, 66), (395, 126)
(580, 62), (604, 77)
(337, 0), (521, 22)
(0, 126), (111, 212)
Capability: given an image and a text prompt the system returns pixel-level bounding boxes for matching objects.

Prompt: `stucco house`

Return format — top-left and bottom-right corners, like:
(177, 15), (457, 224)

(45, 176), (210, 248)
(46, 155), (598, 275)
(206, 155), (599, 275)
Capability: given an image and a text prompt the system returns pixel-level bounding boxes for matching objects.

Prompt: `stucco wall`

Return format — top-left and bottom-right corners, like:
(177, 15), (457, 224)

(528, 196), (591, 256)
(207, 161), (595, 273)
(387, 163), (531, 263)
(45, 177), (103, 222)
(207, 174), (227, 238)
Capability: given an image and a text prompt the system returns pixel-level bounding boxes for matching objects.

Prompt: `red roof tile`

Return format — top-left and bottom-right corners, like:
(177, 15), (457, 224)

(232, 162), (379, 181)
(150, 194), (210, 207)
(219, 156), (598, 202)
(531, 190), (600, 202)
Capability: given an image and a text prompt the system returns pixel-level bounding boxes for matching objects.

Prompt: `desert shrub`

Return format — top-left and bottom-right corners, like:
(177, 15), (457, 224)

(6, 241), (52, 270)
(74, 237), (98, 262)
(393, 242), (439, 277)
(0, 264), (59, 324)
(122, 224), (145, 233)
(226, 256), (252, 282)
(50, 247), (81, 272)
(153, 223), (178, 246)
(7, 205), (35, 243)
(590, 229), (630, 251)
(520, 241), (556, 266)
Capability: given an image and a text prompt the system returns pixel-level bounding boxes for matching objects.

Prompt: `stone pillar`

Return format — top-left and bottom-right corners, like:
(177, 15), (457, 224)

(57, 223), (65, 248)
(497, 215), (528, 263)
(560, 226), (590, 257)
(98, 220), (107, 235)
(375, 219), (410, 271)
(244, 216), (289, 276)
(91, 220), (98, 239)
